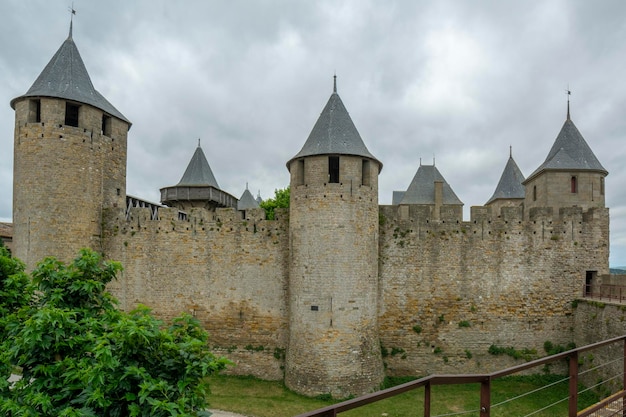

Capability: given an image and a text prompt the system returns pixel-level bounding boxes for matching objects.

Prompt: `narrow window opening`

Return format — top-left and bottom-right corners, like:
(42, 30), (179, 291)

(102, 114), (112, 136)
(600, 177), (605, 195)
(65, 102), (80, 127)
(116, 188), (121, 196)
(570, 176), (578, 193)
(328, 156), (339, 183)
(533, 185), (537, 201)
(362, 159), (371, 186)
(296, 159), (305, 186)
(28, 99), (41, 123)
(311, 305), (319, 311)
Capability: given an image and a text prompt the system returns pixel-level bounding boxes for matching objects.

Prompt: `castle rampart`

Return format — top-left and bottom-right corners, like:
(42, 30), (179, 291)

(377, 204), (609, 375)
(103, 206), (290, 379)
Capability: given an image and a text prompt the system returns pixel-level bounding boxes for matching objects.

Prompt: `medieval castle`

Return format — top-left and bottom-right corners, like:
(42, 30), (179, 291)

(9, 25), (610, 398)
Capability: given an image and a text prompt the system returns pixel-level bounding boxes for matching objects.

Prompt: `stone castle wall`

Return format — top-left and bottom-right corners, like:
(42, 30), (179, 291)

(574, 300), (626, 392)
(103, 206), (290, 380)
(378, 204), (609, 376)
(99, 197), (610, 383)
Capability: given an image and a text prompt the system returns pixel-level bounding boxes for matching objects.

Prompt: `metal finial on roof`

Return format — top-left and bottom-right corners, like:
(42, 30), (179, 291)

(333, 74), (337, 93)
(246, 182), (249, 190)
(419, 157), (422, 166)
(433, 155), (436, 166)
(566, 88), (571, 121)
(198, 138), (201, 147)
(510, 145), (512, 158)
(68, 3), (76, 39)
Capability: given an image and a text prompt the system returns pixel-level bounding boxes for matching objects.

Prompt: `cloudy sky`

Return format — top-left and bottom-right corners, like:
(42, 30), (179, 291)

(1, 0), (624, 265)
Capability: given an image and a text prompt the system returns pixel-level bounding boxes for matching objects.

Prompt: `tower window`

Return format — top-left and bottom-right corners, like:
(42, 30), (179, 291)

(571, 176), (578, 193)
(328, 156), (339, 183)
(362, 160), (371, 186)
(600, 177), (605, 195)
(295, 159), (305, 186)
(28, 99), (41, 123)
(102, 114), (112, 136)
(533, 185), (537, 201)
(65, 102), (80, 127)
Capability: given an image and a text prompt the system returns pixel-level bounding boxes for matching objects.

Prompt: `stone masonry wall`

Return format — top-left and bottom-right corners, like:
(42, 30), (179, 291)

(574, 300), (626, 393)
(103, 207), (289, 380)
(378, 204), (609, 376)
(286, 155), (384, 398)
(13, 97), (128, 269)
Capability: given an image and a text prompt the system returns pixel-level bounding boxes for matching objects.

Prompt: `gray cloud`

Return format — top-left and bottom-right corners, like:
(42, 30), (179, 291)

(1, 0), (624, 265)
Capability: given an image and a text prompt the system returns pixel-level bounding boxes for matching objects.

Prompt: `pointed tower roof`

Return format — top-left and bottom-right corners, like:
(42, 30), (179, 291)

(287, 76), (382, 170)
(399, 164), (463, 205)
(486, 150), (526, 204)
(525, 116), (607, 183)
(10, 25), (130, 125)
(237, 185), (260, 210)
(176, 143), (220, 188)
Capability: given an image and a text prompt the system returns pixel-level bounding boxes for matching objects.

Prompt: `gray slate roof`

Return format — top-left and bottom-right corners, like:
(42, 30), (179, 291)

(176, 145), (220, 188)
(287, 82), (382, 170)
(525, 118), (607, 182)
(10, 27), (130, 125)
(486, 155), (526, 204)
(238, 187), (260, 210)
(398, 164), (463, 205)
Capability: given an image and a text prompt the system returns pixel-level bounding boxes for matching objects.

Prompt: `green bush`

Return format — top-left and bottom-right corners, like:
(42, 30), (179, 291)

(0, 248), (229, 416)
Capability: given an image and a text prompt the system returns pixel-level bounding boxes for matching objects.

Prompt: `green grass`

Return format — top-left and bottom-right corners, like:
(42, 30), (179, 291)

(206, 374), (601, 417)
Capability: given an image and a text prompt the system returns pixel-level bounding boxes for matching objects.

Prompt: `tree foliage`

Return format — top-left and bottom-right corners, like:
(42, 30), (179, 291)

(259, 186), (290, 220)
(0, 248), (228, 416)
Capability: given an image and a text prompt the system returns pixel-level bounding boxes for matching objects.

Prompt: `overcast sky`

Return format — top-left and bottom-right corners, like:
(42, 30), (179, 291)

(1, 0), (624, 266)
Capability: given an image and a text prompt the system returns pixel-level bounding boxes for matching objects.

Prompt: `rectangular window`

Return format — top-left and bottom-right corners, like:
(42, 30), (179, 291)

(571, 176), (578, 193)
(328, 156), (339, 183)
(533, 185), (537, 201)
(600, 177), (605, 195)
(362, 160), (370, 186)
(102, 114), (112, 136)
(28, 99), (41, 123)
(65, 102), (80, 127)
(296, 159), (305, 186)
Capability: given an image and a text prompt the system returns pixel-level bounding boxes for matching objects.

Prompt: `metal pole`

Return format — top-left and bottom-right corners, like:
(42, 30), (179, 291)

(424, 382), (431, 417)
(569, 351), (579, 417)
(480, 378), (490, 417)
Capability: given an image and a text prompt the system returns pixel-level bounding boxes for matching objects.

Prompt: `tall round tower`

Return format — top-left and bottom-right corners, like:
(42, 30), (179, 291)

(11, 24), (131, 268)
(285, 78), (384, 398)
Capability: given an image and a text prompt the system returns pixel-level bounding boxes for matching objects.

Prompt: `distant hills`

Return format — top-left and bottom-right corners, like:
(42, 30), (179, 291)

(610, 267), (626, 274)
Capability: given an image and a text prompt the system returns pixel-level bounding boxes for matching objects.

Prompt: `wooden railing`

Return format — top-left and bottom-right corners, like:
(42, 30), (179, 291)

(296, 335), (626, 417)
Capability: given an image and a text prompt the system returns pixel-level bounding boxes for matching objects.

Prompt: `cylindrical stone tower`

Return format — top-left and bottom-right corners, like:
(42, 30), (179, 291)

(285, 78), (384, 398)
(10, 25), (130, 269)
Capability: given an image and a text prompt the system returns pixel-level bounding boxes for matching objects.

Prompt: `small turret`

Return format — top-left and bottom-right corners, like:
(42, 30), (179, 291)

(523, 105), (607, 216)
(160, 142), (237, 210)
(486, 148), (525, 216)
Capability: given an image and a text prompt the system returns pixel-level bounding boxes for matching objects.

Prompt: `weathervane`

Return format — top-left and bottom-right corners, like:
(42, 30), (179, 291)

(566, 86), (571, 120)
(68, 3), (76, 37)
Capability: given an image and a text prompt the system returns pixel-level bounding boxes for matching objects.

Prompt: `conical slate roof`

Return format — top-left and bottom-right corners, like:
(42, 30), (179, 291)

(287, 78), (382, 170)
(237, 186), (260, 210)
(486, 154), (525, 204)
(176, 144), (220, 188)
(525, 117), (607, 183)
(10, 25), (130, 125)
(399, 164), (463, 205)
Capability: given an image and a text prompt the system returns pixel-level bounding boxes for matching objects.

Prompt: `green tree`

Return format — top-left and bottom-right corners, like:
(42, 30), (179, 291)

(259, 186), (290, 220)
(0, 248), (228, 416)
